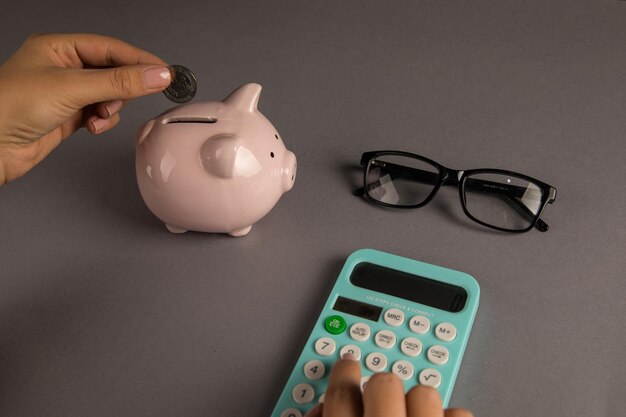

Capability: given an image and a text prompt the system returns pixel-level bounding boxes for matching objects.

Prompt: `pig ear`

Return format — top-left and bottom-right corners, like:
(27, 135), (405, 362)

(136, 119), (155, 146)
(224, 83), (262, 112)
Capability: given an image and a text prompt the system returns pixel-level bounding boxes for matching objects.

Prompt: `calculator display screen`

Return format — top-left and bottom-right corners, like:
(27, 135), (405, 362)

(333, 296), (383, 321)
(350, 262), (467, 312)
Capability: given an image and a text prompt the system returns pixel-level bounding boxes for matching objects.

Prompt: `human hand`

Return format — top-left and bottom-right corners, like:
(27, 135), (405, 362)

(0, 33), (172, 184)
(304, 357), (473, 417)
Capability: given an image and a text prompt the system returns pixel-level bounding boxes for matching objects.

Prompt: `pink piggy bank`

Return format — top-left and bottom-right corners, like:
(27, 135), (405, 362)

(135, 83), (297, 236)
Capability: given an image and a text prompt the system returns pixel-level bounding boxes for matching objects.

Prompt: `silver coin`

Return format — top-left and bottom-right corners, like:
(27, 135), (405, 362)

(163, 65), (197, 103)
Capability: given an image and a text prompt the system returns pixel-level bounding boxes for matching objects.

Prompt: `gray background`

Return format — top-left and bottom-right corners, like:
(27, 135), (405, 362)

(1, 1), (625, 416)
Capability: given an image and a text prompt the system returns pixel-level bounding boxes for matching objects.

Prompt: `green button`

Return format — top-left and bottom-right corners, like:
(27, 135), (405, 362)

(325, 315), (347, 335)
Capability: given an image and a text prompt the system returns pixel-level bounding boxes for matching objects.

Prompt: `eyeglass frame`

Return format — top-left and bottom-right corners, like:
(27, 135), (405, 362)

(356, 150), (558, 233)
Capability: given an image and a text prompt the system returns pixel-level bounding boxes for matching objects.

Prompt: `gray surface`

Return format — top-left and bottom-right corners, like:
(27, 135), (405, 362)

(1, 1), (625, 416)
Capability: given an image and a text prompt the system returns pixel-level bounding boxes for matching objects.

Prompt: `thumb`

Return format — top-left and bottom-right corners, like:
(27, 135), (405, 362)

(71, 65), (172, 106)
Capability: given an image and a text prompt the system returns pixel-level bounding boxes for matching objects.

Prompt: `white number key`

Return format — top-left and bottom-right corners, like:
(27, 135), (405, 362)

(360, 376), (370, 392)
(314, 337), (336, 356)
(339, 344), (362, 361)
(365, 352), (388, 372)
(304, 359), (325, 380)
(292, 383), (315, 404)
(280, 408), (303, 417)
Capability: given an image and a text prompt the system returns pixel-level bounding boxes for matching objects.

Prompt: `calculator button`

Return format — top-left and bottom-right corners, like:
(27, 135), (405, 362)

(418, 368), (442, 388)
(304, 360), (326, 380)
(409, 315), (431, 334)
(384, 308), (405, 327)
(340, 344), (362, 361)
(427, 345), (450, 365)
(360, 376), (370, 391)
(391, 360), (415, 381)
(325, 315), (347, 335)
(374, 330), (397, 349)
(314, 337), (337, 356)
(365, 352), (388, 372)
(349, 322), (371, 342)
(292, 383), (315, 404)
(400, 337), (423, 357)
(280, 408), (303, 417)
(435, 322), (457, 342)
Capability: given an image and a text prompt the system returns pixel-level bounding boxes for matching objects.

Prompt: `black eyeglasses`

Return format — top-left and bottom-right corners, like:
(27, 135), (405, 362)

(355, 151), (557, 233)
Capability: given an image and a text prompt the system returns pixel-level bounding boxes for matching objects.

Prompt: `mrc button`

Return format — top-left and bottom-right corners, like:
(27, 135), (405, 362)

(383, 308), (405, 326)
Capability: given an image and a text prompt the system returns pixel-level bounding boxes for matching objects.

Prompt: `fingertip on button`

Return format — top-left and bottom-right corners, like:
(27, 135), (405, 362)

(304, 403), (322, 417)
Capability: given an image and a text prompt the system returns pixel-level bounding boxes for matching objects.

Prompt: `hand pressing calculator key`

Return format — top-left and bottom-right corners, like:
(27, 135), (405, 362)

(271, 249), (480, 417)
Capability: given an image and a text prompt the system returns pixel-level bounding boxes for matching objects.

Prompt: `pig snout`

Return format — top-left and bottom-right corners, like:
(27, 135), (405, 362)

(282, 150), (297, 192)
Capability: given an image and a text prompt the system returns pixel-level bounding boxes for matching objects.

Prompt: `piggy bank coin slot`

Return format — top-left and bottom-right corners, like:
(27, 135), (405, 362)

(162, 117), (217, 124)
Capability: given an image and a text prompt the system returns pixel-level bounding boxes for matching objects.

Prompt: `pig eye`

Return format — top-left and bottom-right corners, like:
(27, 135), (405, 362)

(270, 152), (275, 158)
(275, 134), (279, 140)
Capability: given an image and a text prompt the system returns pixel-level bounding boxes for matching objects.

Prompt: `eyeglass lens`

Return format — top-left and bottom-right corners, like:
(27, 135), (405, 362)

(463, 172), (544, 231)
(365, 155), (440, 206)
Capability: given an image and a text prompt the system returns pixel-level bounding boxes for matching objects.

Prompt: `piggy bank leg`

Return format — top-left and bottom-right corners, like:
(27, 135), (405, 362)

(229, 226), (252, 237)
(166, 224), (188, 234)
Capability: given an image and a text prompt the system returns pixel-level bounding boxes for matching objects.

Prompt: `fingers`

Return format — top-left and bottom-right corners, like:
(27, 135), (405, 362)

(302, 364), (471, 417)
(73, 64), (171, 105)
(71, 34), (170, 104)
(85, 99), (124, 134)
(95, 100), (125, 119)
(60, 33), (167, 67)
(444, 409), (474, 417)
(303, 404), (323, 417)
(24, 34), (172, 106)
(363, 373), (406, 417)
(406, 385), (444, 417)
(86, 112), (120, 135)
(323, 358), (363, 417)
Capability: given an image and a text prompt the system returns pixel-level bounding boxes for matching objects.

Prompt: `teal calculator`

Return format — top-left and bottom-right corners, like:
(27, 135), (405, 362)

(270, 249), (480, 417)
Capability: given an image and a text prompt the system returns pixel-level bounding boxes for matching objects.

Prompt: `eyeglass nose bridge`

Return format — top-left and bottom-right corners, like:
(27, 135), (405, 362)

(440, 169), (463, 187)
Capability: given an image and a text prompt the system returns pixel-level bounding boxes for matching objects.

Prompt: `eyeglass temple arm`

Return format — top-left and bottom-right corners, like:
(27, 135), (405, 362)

(354, 154), (373, 195)
(356, 159), (554, 231)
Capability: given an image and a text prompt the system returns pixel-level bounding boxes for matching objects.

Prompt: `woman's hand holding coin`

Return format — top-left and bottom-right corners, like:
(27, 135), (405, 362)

(0, 33), (173, 185)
